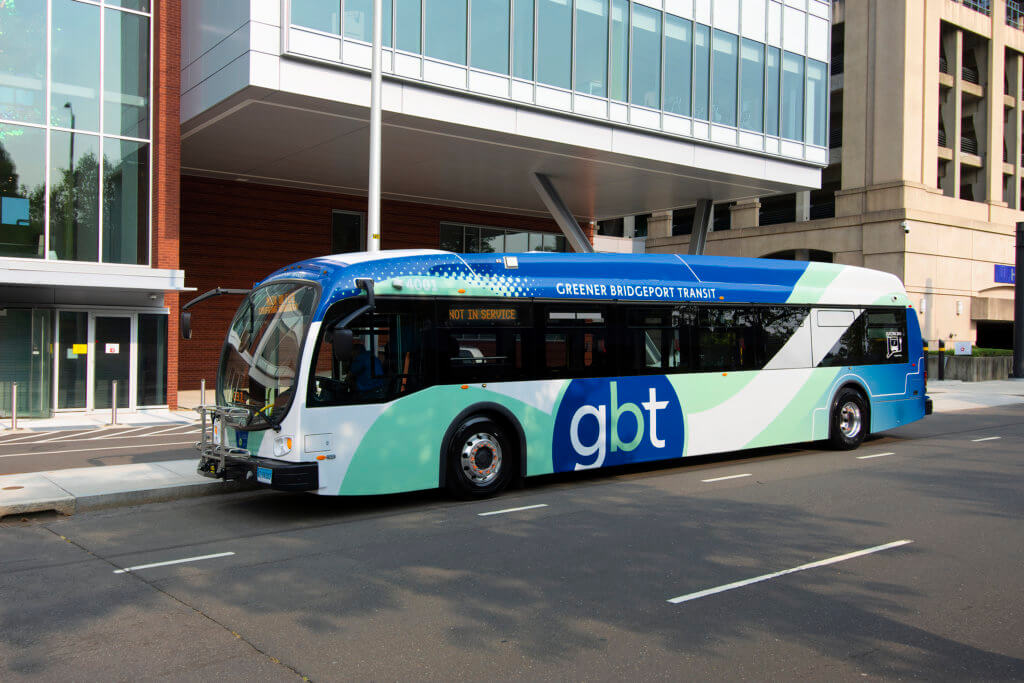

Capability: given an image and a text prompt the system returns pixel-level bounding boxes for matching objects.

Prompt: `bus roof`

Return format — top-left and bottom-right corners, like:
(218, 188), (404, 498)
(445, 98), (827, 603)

(262, 250), (911, 320)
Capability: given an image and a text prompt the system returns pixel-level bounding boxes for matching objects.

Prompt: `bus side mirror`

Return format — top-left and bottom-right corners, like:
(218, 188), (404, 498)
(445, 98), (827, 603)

(181, 311), (192, 340)
(332, 327), (354, 363)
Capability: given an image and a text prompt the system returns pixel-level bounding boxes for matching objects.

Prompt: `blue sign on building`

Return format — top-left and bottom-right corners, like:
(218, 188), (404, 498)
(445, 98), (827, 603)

(994, 264), (1015, 284)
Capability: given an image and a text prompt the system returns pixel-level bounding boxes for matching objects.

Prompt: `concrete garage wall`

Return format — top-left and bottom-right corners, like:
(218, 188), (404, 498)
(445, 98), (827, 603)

(927, 355), (1014, 381)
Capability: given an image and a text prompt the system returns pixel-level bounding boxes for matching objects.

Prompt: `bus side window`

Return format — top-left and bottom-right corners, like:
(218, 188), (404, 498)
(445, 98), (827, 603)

(543, 306), (609, 378)
(864, 309), (907, 364)
(628, 306), (691, 374)
(697, 307), (759, 372)
(819, 311), (866, 367)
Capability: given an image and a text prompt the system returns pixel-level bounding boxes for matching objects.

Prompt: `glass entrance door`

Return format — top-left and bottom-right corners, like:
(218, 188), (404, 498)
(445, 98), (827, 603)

(93, 316), (131, 409)
(56, 311), (89, 409)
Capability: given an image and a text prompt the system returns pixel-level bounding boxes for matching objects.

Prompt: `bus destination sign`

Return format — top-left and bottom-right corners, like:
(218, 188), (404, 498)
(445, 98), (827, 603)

(448, 307), (519, 324)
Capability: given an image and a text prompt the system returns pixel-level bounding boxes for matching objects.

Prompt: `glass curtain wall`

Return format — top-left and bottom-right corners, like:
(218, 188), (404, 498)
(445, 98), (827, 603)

(0, 309), (53, 418)
(0, 0), (151, 264)
(288, 2), (829, 149)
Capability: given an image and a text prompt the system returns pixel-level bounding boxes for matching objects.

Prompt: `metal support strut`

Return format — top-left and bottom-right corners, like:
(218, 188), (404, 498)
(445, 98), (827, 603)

(688, 199), (714, 255)
(530, 173), (594, 253)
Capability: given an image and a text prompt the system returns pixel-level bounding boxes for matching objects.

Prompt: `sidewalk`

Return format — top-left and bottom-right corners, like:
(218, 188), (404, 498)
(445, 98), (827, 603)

(2, 379), (1022, 519)
(926, 378), (1024, 412)
(0, 460), (242, 518)
(1, 408), (195, 433)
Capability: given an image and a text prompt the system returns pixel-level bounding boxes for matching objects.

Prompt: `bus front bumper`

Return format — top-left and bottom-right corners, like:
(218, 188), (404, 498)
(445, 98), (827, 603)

(197, 450), (319, 492)
(925, 397), (933, 415)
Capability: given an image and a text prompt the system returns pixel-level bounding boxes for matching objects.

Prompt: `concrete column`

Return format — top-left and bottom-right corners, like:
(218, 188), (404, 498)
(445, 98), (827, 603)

(951, 29), (964, 197)
(796, 191), (811, 221)
(729, 200), (760, 229)
(646, 210), (673, 239)
(987, 0), (1007, 205)
(919, 0), (942, 189)
(1013, 54), (1024, 209)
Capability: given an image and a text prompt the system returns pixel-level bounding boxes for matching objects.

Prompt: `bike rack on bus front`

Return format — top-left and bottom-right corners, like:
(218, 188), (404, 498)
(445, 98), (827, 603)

(195, 404), (253, 476)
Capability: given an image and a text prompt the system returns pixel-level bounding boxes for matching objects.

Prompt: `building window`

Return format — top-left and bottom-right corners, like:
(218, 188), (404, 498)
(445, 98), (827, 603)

(711, 30), (738, 126)
(664, 15), (692, 116)
(396, 0), (420, 52)
(537, 0), (572, 89)
(805, 59), (828, 147)
(781, 51), (804, 141)
(765, 46), (781, 136)
(425, 0), (467, 65)
(512, 0), (534, 79)
(693, 23), (711, 121)
(630, 4), (662, 108)
(440, 222), (567, 252)
(740, 39), (764, 133)
(575, 0), (608, 97)
(0, 0), (46, 124)
(609, 0), (629, 101)
(0, 0), (151, 264)
(291, 0), (340, 34)
(0, 124), (46, 259)
(471, 0), (510, 74)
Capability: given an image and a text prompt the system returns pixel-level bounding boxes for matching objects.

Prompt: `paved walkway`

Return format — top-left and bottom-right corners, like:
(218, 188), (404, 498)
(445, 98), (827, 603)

(1, 408), (195, 433)
(2, 380), (1022, 519)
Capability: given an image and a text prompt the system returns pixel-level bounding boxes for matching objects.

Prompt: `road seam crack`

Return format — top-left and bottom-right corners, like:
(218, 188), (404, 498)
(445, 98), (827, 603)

(43, 526), (312, 681)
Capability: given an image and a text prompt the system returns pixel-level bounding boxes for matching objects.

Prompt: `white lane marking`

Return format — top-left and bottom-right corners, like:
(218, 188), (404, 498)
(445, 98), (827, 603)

(857, 452), (895, 460)
(701, 473), (752, 483)
(667, 539), (914, 604)
(0, 432), (58, 445)
(0, 441), (196, 459)
(971, 436), (1001, 442)
(113, 551), (235, 574)
(23, 430), (98, 444)
(83, 425), (154, 440)
(138, 424), (198, 437)
(9, 427), (199, 446)
(478, 503), (549, 517)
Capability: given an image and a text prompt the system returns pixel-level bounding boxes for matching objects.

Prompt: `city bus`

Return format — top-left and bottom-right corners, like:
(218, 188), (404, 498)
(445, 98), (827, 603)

(185, 250), (930, 498)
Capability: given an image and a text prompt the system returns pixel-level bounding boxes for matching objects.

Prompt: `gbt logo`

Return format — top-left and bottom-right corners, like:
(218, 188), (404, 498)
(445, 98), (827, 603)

(552, 375), (684, 473)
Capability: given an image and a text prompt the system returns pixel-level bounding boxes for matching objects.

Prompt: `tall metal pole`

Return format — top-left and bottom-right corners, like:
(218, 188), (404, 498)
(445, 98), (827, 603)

(366, 0), (383, 252)
(1014, 222), (1024, 377)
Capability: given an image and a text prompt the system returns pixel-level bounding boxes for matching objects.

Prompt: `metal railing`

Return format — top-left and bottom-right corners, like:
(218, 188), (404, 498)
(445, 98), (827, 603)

(939, 129), (948, 148)
(961, 137), (980, 155)
(829, 128), (843, 148)
(831, 53), (844, 76)
(962, 65), (980, 85)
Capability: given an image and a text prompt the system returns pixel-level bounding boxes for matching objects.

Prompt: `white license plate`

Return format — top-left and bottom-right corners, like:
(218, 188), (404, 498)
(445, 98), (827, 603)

(256, 466), (272, 484)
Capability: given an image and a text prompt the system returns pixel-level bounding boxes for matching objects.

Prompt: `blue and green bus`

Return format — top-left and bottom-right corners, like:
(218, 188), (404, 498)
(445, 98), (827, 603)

(185, 249), (930, 498)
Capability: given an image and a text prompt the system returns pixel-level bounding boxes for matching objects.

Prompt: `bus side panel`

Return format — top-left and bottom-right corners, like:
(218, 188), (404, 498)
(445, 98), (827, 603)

(670, 368), (841, 456)
(336, 384), (562, 495)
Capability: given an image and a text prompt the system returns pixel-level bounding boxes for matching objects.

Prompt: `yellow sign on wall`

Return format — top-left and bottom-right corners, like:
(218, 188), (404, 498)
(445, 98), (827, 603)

(72, 343), (88, 355)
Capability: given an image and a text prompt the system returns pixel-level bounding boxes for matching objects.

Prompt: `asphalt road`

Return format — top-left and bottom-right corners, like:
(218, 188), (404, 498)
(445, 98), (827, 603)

(0, 422), (200, 475)
(1, 405), (1022, 681)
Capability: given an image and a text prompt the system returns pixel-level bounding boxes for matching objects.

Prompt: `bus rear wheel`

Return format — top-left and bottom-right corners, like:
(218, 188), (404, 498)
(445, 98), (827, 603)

(828, 388), (869, 450)
(446, 417), (513, 499)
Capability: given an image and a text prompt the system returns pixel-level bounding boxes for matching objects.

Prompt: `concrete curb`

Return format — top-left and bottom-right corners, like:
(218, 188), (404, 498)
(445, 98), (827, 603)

(0, 460), (253, 520)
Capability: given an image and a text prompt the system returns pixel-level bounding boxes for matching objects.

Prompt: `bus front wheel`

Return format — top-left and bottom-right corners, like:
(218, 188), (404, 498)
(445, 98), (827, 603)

(446, 417), (513, 499)
(828, 388), (869, 450)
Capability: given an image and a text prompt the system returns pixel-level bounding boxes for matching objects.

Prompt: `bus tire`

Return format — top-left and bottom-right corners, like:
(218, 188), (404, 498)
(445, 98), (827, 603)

(828, 387), (869, 450)
(445, 416), (513, 499)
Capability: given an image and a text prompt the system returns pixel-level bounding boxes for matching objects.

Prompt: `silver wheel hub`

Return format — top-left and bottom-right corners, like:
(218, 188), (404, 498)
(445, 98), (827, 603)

(461, 433), (502, 486)
(839, 401), (862, 439)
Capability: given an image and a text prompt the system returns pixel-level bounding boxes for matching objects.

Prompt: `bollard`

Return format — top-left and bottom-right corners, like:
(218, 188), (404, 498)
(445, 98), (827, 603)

(201, 378), (206, 408)
(922, 341), (929, 386)
(10, 382), (17, 431)
(110, 380), (119, 426)
(937, 340), (945, 380)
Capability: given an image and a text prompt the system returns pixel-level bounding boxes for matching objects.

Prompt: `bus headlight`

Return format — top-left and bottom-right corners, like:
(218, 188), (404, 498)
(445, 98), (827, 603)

(274, 435), (293, 456)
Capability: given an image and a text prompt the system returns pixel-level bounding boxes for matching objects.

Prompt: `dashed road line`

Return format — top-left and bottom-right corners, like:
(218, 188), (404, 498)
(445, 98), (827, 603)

(478, 503), (549, 517)
(667, 539), (914, 604)
(113, 551), (235, 574)
(701, 473), (752, 483)
(971, 436), (1001, 442)
(857, 452), (895, 460)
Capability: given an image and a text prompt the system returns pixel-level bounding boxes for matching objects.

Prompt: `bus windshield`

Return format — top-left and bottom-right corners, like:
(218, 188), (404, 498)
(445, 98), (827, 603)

(218, 281), (319, 428)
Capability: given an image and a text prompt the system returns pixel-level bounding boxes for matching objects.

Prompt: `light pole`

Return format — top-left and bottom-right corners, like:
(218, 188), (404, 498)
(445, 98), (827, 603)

(367, 0), (382, 252)
(63, 102), (75, 258)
